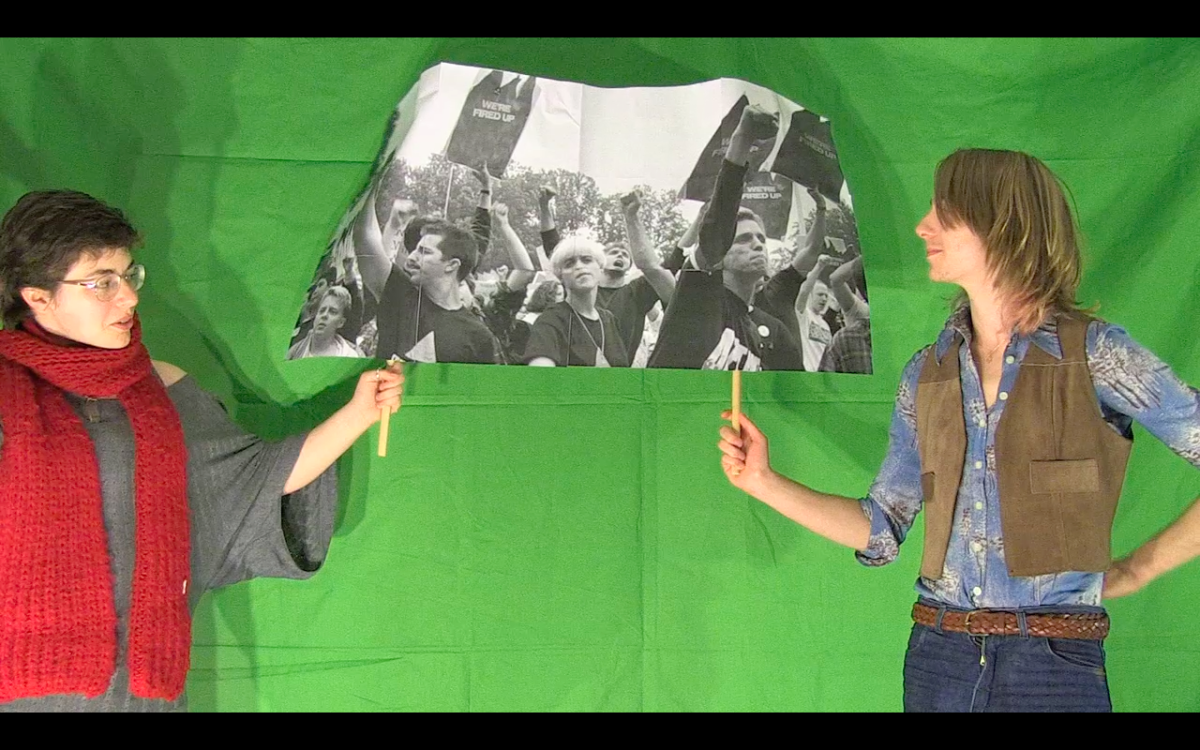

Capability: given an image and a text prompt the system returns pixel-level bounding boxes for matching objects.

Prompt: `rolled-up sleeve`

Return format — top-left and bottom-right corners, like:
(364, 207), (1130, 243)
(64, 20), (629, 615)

(856, 348), (929, 566)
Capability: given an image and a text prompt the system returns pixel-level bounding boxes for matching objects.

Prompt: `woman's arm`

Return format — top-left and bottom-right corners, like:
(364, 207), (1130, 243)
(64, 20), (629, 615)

(1090, 322), (1200, 597)
(284, 360), (404, 493)
(719, 347), (929, 557)
(1106, 497), (1200, 598)
(719, 411), (870, 550)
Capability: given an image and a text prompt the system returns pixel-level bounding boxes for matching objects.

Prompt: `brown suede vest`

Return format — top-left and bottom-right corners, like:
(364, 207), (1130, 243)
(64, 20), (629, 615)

(915, 313), (1132, 579)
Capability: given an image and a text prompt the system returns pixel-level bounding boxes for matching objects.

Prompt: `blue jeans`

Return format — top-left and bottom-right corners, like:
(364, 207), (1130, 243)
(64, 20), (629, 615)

(903, 604), (1111, 712)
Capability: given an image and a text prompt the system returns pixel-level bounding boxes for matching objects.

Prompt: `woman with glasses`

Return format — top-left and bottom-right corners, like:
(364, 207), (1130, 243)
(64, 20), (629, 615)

(0, 189), (403, 711)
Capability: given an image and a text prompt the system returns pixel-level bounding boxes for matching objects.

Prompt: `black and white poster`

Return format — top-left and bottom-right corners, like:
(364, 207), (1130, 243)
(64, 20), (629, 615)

(288, 63), (871, 373)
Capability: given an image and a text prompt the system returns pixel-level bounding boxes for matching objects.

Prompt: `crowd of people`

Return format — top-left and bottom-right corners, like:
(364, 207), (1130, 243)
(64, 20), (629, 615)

(288, 109), (871, 374)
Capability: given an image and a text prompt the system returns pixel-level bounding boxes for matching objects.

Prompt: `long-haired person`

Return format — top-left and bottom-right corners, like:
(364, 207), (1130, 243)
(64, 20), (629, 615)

(718, 149), (1200, 712)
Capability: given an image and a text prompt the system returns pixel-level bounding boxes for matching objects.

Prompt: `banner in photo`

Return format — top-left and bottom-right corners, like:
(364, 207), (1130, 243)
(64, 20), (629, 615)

(444, 70), (538, 177)
(770, 109), (845, 204)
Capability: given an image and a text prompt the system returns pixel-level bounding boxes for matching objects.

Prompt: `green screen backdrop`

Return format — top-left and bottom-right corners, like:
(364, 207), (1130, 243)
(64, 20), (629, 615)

(1, 38), (1198, 712)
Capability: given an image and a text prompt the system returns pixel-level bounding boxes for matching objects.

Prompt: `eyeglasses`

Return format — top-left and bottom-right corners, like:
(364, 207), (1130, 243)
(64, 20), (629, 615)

(60, 264), (146, 302)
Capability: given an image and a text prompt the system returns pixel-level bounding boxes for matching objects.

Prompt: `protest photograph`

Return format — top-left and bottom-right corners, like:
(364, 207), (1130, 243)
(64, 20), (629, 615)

(288, 62), (870, 373)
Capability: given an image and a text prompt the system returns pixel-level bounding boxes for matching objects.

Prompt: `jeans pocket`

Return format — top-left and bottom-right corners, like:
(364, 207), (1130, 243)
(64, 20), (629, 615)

(1041, 638), (1105, 671)
(906, 623), (929, 653)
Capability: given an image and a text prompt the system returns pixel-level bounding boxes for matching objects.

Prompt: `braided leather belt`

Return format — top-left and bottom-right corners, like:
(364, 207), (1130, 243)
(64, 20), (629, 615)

(912, 602), (1109, 640)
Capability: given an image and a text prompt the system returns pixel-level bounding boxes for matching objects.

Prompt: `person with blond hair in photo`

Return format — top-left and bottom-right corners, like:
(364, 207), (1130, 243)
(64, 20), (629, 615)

(534, 186), (675, 365)
(286, 285), (364, 359)
(718, 148), (1200, 712)
(523, 236), (629, 368)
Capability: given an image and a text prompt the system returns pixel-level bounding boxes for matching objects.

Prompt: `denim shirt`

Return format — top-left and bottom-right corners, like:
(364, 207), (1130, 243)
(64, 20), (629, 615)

(857, 307), (1200, 610)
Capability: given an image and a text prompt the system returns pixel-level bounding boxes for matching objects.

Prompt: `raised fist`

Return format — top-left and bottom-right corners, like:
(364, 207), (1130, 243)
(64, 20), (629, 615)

(492, 201), (510, 224)
(473, 164), (497, 192)
(619, 190), (643, 216)
(736, 104), (779, 143)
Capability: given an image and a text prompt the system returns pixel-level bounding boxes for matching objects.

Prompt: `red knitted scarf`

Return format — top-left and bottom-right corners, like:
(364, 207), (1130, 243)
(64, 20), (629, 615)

(0, 316), (190, 702)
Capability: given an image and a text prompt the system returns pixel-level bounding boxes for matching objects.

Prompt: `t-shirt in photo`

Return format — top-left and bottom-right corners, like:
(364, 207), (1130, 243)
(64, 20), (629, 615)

(375, 269), (496, 364)
(523, 301), (630, 367)
(797, 304), (833, 372)
(648, 269), (803, 371)
(596, 276), (661, 358)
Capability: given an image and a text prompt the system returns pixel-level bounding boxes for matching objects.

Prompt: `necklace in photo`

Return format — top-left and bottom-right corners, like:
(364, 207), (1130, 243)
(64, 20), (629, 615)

(571, 307), (609, 367)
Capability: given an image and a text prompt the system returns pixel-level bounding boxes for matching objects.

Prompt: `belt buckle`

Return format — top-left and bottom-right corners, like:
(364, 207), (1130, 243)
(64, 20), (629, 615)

(963, 610), (985, 636)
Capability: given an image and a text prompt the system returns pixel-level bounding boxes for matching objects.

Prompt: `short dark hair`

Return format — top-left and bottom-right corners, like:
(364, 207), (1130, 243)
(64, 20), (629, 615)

(735, 206), (765, 233)
(0, 190), (141, 328)
(419, 220), (478, 282)
(403, 215), (436, 254)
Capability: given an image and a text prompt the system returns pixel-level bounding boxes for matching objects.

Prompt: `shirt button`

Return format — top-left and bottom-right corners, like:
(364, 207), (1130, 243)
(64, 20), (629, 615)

(974, 460), (983, 469)
(975, 502), (984, 510)
(998, 391), (1009, 401)
(972, 586), (983, 598)
(978, 417), (987, 427)
(1005, 355), (1015, 364)
(971, 541), (983, 553)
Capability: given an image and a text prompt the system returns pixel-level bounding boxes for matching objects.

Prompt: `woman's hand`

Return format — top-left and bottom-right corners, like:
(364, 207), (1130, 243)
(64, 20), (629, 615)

(283, 360), (406, 494)
(346, 359), (404, 429)
(718, 410), (775, 496)
(1102, 556), (1147, 600)
(716, 409), (873, 550)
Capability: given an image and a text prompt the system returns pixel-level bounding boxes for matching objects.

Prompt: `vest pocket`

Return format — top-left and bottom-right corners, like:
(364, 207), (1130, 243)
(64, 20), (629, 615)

(1028, 459), (1100, 494)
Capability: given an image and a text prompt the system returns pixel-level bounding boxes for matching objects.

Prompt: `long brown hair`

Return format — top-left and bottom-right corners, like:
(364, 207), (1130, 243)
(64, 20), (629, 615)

(934, 149), (1088, 332)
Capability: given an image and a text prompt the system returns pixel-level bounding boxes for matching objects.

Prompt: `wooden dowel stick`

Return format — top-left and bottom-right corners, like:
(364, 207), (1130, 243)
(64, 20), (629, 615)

(377, 403), (391, 457)
(731, 369), (742, 435)
(731, 368), (742, 476)
(377, 357), (401, 458)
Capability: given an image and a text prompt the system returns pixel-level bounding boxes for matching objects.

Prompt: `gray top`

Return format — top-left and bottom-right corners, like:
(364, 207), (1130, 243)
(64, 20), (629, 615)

(0, 375), (338, 712)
